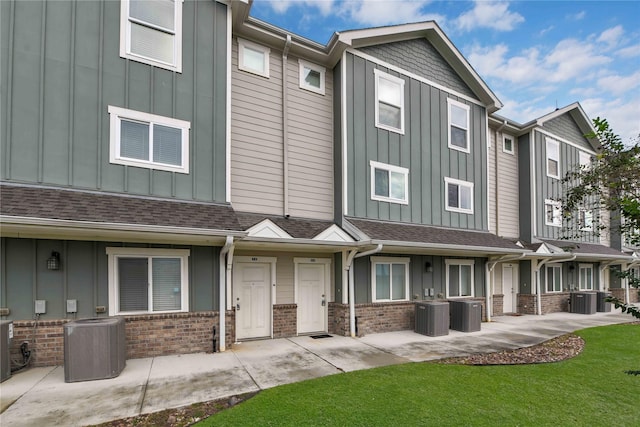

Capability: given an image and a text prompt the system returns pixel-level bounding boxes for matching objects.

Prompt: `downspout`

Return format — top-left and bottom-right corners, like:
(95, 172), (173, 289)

(282, 34), (292, 217)
(486, 252), (526, 321)
(218, 236), (234, 352)
(345, 244), (383, 337)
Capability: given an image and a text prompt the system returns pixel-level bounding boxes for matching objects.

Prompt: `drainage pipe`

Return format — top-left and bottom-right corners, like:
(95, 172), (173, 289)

(345, 244), (383, 337)
(219, 236), (234, 352)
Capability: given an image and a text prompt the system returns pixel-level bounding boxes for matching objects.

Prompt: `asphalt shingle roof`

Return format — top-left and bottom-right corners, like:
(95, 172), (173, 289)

(541, 239), (629, 257)
(236, 212), (338, 239)
(0, 184), (244, 231)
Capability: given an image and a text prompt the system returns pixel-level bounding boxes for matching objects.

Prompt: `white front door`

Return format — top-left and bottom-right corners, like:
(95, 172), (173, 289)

(502, 264), (518, 313)
(296, 261), (327, 334)
(234, 262), (271, 340)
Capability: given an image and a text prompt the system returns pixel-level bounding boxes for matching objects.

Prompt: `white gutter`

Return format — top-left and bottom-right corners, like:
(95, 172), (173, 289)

(218, 236), (234, 352)
(282, 34), (292, 217)
(344, 244), (383, 337)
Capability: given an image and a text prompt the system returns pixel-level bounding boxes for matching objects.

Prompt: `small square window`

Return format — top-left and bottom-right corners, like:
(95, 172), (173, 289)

(546, 138), (560, 179)
(120, 0), (182, 72)
(238, 38), (270, 78)
(545, 199), (561, 227)
(503, 136), (514, 154)
(374, 70), (405, 134)
(370, 161), (409, 205)
(448, 99), (470, 153)
(371, 257), (410, 302)
(445, 259), (474, 298)
(444, 177), (474, 214)
(299, 59), (325, 95)
(108, 106), (190, 174)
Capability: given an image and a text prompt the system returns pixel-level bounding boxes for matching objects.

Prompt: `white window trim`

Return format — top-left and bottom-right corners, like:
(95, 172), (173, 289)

(579, 264), (594, 291)
(444, 177), (474, 214)
(374, 69), (405, 134)
(106, 247), (190, 316)
(546, 138), (560, 179)
(445, 259), (475, 298)
(546, 264), (563, 293)
(544, 199), (561, 227)
(298, 59), (325, 95)
(503, 135), (514, 155)
(238, 38), (270, 78)
(371, 257), (410, 302)
(119, 0), (182, 73)
(370, 160), (409, 205)
(108, 105), (190, 174)
(448, 98), (471, 154)
(579, 208), (593, 231)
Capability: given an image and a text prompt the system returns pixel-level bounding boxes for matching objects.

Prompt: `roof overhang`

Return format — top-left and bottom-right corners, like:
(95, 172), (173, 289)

(367, 239), (529, 257)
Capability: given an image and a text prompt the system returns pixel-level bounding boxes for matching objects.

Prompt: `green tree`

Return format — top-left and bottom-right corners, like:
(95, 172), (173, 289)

(562, 118), (640, 318)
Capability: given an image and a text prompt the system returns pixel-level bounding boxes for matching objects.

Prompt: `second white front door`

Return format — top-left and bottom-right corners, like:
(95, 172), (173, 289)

(502, 264), (518, 313)
(234, 262), (271, 340)
(296, 260), (328, 334)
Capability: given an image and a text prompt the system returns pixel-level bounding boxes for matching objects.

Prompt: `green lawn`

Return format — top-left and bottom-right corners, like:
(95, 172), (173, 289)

(199, 324), (638, 426)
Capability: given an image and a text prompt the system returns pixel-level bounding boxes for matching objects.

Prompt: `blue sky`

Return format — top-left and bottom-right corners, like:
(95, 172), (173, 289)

(250, 0), (640, 143)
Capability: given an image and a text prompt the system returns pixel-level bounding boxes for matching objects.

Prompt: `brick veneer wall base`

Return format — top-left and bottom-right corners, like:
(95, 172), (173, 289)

(273, 304), (297, 338)
(518, 293), (573, 315)
(610, 288), (639, 304)
(492, 294), (504, 316)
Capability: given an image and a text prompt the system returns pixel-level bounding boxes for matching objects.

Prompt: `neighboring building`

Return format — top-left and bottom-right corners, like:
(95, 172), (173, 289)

(0, 0), (633, 367)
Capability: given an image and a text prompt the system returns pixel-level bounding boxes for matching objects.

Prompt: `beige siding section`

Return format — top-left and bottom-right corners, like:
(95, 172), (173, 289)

(490, 129), (520, 238)
(599, 208), (611, 247)
(286, 57), (334, 220)
(231, 39), (284, 215)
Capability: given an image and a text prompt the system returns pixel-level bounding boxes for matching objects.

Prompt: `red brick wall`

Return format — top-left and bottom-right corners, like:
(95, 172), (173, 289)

(517, 293), (573, 315)
(10, 320), (66, 367)
(492, 294), (504, 316)
(518, 294), (537, 314)
(610, 288), (640, 304)
(273, 304), (297, 338)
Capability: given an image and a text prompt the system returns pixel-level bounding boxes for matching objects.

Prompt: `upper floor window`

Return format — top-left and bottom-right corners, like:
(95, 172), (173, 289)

(106, 247), (190, 316)
(108, 106), (190, 174)
(299, 59), (325, 95)
(371, 257), (410, 302)
(546, 264), (562, 292)
(374, 70), (405, 134)
(445, 177), (474, 214)
(544, 199), (561, 227)
(370, 161), (409, 205)
(546, 138), (560, 179)
(448, 99), (470, 153)
(503, 136), (514, 154)
(579, 151), (591, 168)
(120, 0), (182, 72)
(445, 259), (474, 298)
(238, 38), (270, 78)
(579, 208), (593, 231)
(579, 264), (594, 291)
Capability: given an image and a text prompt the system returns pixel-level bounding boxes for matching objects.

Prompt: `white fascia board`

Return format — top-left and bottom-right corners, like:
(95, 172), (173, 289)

(313, 224), (355, 242)
(369, 239), (528, 256)
(246, 219), (293, 239)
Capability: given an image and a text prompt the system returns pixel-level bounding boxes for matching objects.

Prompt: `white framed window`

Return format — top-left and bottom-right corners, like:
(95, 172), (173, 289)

(119, 0), (182, 72)
(579, 264), (594, 290)
(503, 135), (514, 154)
(374, 69), (405, 134)
(298, 59), (325, 95)
(579, 208), (593, 231)
(445, 177), (474, 214)
(448, 99), (470, 153)
(546, 138), (560, 179)
(544, 199), (561, 227)
(546, 264), (562, 292)
(370, 160), (409, 205)
(579, 151), (591, 169)
(106, 247), (190, 316)
(445, 259), (474, 298)
(238, 38), (270, 78)
(108, 106), (190, 174)
(371, 257), (410, 302)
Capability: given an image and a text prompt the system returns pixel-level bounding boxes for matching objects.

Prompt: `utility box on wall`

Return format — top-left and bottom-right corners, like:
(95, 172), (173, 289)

(64, 317), (126, 382)
(415, 302), (449, 337)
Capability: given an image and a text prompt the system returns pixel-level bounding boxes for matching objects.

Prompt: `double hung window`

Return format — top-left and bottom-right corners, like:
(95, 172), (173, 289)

(371, 257), (410, 302)
(579, 264), (594, 291)
(446, 259), (474, 297)
(374, 70), (405, 133)
(448, 99), (470, 153)
(545, 199), (561, 227)
(546, 265), (562, 292)
(546, 138), (560, 179)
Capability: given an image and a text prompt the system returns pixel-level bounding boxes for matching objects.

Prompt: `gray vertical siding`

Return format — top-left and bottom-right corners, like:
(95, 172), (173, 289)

(518, 133), (533, 242)
(1, 0), (229, 203)
(0, 237), (220, 320)
(344, 53), (488, 230)
(542, 114), (592, 150)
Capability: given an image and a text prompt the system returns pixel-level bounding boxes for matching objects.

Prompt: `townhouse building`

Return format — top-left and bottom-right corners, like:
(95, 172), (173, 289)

(1, 0), (636, 367)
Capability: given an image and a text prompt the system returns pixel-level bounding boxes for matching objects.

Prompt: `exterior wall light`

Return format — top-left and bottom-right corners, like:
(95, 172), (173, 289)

(47, 252), (61, 270)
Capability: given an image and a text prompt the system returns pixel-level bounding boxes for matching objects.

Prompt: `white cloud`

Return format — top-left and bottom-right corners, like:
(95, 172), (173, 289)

(581, 97), (640, 145)
(338, 0), (439, 26)
(567, 11), (586, 21)
(455, 1), (524, 32)
(597, 25), (624, 48)
(544, 39), (611, 83)
(616, 44), (640, 58)
(597, 71), (640, 96)
(260, 0), (334, 16)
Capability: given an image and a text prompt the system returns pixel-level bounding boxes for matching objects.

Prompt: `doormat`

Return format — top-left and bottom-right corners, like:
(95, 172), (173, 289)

(310, 334), (332, 339)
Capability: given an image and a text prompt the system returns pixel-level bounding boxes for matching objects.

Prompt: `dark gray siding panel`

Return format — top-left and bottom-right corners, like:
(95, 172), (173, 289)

(359, 39), (476, 98)
(344, 53), (488, 230)
(333, 252), (343, 303)
(1, 0), (229, 203)
(517, 133), (533, 242)
(0, 238), (221, 321)
(542, 114), (592, 150)
(519, 260), (532, 295)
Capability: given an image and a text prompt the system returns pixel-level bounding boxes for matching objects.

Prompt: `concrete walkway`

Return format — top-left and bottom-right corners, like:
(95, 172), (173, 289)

(0, 310), (634, 426)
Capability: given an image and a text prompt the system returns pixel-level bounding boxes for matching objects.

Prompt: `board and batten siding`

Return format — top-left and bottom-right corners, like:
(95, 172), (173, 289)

(489, 128), (520, 239)
(1, 0), (229, 203)
(344, 52), (488, 230)
(542, 114), (592, 151)
(0, 237), (220, 321)
(230, 39), (334, 220)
